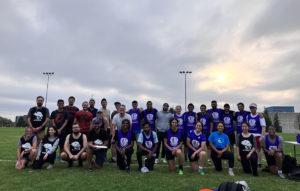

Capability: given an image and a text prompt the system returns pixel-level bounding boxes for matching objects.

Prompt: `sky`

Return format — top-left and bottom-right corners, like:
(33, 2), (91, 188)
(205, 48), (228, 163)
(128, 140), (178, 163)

(0, 0), (300, 121)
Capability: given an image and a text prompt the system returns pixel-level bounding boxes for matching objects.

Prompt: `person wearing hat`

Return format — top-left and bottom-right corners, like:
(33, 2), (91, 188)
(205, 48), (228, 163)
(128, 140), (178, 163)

(88, 98), (98, 118)
(221, 103), (235, 153)
(136, 122), (159, 172)
(246, 103), (266, 168)
(87, 118), (109, 172)
(91, 111), (108, 132)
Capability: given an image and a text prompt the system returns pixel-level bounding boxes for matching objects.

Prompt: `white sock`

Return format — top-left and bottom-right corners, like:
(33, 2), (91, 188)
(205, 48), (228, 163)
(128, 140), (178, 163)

(258, 160), (261, 164)
(199, 166), (203, 169)
(278, 170), (282, 174)
(229, 168), (233, 171)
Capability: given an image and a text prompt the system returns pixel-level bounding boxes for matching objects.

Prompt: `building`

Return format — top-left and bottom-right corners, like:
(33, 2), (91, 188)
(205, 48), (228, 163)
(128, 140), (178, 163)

(266, 106), (294, 113)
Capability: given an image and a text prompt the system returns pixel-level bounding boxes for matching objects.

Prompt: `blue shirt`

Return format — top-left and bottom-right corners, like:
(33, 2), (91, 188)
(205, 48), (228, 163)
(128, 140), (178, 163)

(137, 131), (158, 143)
(208, 131), (229, 149)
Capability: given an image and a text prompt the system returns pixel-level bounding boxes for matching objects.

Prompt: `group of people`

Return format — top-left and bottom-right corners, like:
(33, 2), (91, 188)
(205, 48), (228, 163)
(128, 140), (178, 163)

(15, 96), (286, 178)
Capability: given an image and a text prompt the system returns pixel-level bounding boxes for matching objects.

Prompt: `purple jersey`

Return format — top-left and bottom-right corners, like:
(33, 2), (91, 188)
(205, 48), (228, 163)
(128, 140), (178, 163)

(184, 112), (196, 134)
(142, 131), (155, 151)
(117, 130), (132, 150)
(144, 109), (156, 131)
(265, 134), (279, 151)
(187, 130), (206, 154)
(208, 109), (222, 131)
(174, 113), (184, 133)
(236, 111), (249, 134)
(164, 129), (182, 151)
(222, 112), (234, 135)
(129, 109), (141, 133)
(197, 113), (211, 135)
(246, 114), (262, 134)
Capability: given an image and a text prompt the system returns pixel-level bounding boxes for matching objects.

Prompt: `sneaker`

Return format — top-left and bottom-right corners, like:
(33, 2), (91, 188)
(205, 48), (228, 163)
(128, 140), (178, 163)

(162, 158), (167, 163)
(278, 173), (286, 179)
(88, 168), (93, 173)
(179, 170), (183, 175)
(155, 158), (159, 164)
(46, 164), (53, 169)
(111, 157), (116, 163)
(207, 159), (212, 165)
(228, 170), (235, 176)
(199, 168), (205, 175)
(136, 167), (142, 172)
(56, 156), (60, 161)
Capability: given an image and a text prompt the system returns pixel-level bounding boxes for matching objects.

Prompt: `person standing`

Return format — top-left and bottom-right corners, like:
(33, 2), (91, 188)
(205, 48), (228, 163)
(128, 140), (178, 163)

(246, 103), (266, 168)
(111, 101), (121, 119)
(88, 98), (98, 118)
(173, 105), (184, 134)
(164, 118), (184, 175)
(64, 96), (79, 135)
(236, 122), (258, 176)
(128, 100), (142, 140)
(99, 98), (111, 136)
(208, 122), (235, 176)
(183, 103), (197, 162)
(74, 101), (93, 134)
(221, 104), (235, 153)
(15, 127), (37, 169)
(114, 119), (135, 172)
(261, 125), (285, 178)
(155, 103), (173, 164)
(235, 102), (250, 135)
(60, 123), (88, 167)
(208, 100), (223, 132)
(50, 99), (69, 160)
(141, 101), (157, 131)
(186, 122), (206, 175)
(196, 104), (213, 163)
(136, 122), (158, 172)
(27, 96), (50, 144)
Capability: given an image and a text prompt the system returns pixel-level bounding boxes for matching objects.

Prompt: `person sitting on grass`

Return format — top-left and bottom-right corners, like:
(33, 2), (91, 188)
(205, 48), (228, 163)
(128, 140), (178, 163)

(87, 118), (109, 172)
(60, 122), (87, 167)
(33, 126), (59, 169)
(261, 125), (285, 179)
(16, 127), (37, 169)
(236, 122), (258, 176)
(186, 122), (206, 175)
(136, 122), (158, 172)
(208, 122), (235, 176)
(114, 119), (136, 172)
(164, 118), (184, 175)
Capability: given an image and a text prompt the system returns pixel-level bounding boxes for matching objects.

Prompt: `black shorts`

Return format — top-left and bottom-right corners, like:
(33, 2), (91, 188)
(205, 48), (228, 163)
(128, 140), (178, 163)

(205, 133), (210, 147)
(226, 133), (235, 145)
(21, 153), (30, 161)
(188, 153), (199, 162)
(265, 153), (276, 166)
(90, 148), (106, 166)
(165, 150), (175, 160)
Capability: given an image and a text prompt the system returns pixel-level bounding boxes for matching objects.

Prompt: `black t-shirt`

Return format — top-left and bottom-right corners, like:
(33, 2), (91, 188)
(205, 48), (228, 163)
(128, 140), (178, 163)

(28, 107), (50, 130)
(50, 110), (69, 130)
(88, 129), (109, 146)
(114, 130), (136, 142)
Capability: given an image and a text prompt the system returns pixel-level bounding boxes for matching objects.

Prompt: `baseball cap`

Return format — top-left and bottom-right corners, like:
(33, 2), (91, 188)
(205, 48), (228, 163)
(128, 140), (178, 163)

(93, 118), (101, 124)
(249, 103), (257, 108)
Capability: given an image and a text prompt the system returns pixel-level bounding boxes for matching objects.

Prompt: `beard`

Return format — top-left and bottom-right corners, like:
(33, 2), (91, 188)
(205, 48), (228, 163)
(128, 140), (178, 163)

(73, 131), (80, 135)
(37, 103), (43, 107)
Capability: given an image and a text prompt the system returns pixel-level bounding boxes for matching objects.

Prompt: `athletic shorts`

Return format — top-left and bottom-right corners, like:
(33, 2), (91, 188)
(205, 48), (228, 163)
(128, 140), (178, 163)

(265, 153), (276, 166)
(90, 148), (106, 166)
(256, 136), (261, 149)
(226, 133), (236, 145)
(188, 153), (199, 162)
(21, 153), (30, 161)
(165, 150), (176, 160)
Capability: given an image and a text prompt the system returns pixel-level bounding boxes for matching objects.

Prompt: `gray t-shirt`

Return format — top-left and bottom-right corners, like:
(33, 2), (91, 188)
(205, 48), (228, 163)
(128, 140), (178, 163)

(112, 113), (132, 130)
(260, 135), (284, 150)
(156, 110), (173, 132)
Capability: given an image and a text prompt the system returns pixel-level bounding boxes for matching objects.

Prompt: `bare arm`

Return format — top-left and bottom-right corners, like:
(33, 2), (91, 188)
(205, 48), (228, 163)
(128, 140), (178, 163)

(64, 135), (72, 157)
(186, 138), (197, 152)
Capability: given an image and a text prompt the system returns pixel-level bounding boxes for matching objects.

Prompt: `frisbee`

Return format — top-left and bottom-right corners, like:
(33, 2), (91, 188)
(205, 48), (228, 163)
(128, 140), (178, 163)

(95, 145), (108, 149)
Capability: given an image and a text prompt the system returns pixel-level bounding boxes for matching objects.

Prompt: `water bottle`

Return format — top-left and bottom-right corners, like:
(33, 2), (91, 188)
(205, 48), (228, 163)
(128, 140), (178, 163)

(297, 134), (300, 144)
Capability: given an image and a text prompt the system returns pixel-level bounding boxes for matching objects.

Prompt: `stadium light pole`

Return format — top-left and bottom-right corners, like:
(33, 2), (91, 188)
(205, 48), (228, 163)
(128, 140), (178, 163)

(43, 72), (54, 107)
(179, 71), (192, 112)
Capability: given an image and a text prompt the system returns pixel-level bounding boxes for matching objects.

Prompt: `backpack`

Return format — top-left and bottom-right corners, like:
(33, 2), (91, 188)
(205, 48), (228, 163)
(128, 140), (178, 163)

(282, 155), (297, 174)
(288, 166), (300, 181)
(218, 182), (244, 191)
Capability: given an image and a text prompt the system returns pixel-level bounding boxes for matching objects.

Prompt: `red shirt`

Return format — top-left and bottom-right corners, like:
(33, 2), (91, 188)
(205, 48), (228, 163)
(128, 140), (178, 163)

(75, 110), (93, 133)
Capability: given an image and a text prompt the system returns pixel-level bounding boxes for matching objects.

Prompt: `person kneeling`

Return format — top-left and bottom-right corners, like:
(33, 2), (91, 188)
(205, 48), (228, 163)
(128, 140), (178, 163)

(261, 125), (285, 179)
(115, 119), (135, 172)
(33, 127), (59, 169)
(60, 123), (87, 167)
(164, 118), (184, 175)
(186, 122), (206, 175)
(87, 119), (109, 172)
(16, 127), (37, 169)
(136, 122), (158, 172)
(236, 122), (258, 176)
(208, 122), (234, 176)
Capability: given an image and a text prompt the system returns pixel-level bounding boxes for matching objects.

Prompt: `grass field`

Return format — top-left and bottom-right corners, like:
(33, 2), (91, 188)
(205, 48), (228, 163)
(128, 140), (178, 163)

(1, 128), (300, 191)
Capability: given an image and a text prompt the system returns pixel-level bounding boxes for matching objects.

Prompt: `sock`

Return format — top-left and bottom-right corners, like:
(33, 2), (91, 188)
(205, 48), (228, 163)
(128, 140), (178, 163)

(278, 170), (282, 174)
(258, 160), (261, 164)
(229, 168), (233, 171)
(199, 166), (203, 169)
(179, 165), (183, 170)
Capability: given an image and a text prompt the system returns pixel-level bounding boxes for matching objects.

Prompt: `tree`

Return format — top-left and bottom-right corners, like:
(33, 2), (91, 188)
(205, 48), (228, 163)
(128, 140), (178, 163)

(0, 116), (14, 127)
(263, 108), (273, 127)
(16, 117), (27, 127)
(273, 113), (282, 132)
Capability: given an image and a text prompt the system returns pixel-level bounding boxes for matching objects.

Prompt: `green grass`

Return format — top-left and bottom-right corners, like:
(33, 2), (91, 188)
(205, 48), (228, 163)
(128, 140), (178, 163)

(1, 128), (300, 191)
